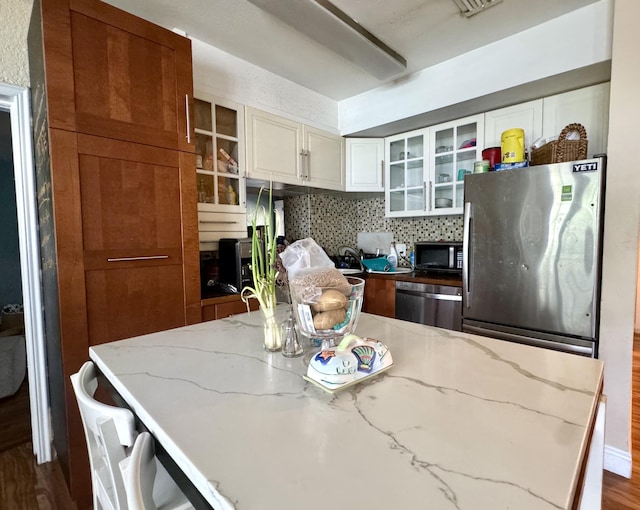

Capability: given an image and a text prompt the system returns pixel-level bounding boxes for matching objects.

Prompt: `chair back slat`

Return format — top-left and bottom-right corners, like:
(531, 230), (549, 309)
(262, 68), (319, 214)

(122, 432), (159, 510)
(71, 361), (136, 510)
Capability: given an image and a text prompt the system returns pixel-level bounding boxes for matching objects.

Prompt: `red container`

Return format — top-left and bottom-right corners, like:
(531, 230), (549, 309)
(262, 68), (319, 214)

(482, 147), (501, 170)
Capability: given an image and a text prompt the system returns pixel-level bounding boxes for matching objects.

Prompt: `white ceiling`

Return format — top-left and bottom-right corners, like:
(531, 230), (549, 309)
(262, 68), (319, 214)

(103, 0), (599, 101)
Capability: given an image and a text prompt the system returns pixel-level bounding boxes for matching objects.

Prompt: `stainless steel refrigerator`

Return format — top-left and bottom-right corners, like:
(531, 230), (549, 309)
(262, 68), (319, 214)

(462, 157), (606, 357)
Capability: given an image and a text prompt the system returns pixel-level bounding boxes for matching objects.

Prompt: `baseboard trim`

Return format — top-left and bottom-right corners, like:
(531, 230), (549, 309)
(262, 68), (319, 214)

(604, 445), (632, 478)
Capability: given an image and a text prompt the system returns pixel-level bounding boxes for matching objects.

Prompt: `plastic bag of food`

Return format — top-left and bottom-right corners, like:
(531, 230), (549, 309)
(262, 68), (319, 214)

(279, 238), (335, 281)
(280, 238), (353, 313)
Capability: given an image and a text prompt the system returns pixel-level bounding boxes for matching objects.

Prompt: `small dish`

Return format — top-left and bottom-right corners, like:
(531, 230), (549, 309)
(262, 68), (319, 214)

(435, 198), (453, 208)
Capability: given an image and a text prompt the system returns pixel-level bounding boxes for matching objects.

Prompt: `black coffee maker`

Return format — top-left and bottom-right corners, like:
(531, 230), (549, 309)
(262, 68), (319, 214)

(218, 238), (256, 293)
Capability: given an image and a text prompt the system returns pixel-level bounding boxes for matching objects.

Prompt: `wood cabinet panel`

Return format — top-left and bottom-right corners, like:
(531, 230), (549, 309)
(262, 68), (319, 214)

(202, 303), (217, 322)
(85, 265), (185, 345)
(362, 277), (395, 318)
(43, 0), (194, 152)
(202, 297), (258, 322)
(32, 2), (199, 506)
(50, 130), (201, 347)
(78, 152), (183, 252)
(216, 299), (254, 319)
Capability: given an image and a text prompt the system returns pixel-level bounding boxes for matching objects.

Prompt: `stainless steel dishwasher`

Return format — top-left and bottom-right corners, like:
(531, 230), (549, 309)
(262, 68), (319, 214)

(395, 281), (462, 331)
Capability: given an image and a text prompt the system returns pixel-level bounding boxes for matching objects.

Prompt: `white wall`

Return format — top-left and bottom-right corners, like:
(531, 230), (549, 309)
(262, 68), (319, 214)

(637, 247), (640, 333)
(599, 0), (640, 477)
(0, 0), (33, 88)
(191, 38), (339, 134)
(338, 0), (613, 135)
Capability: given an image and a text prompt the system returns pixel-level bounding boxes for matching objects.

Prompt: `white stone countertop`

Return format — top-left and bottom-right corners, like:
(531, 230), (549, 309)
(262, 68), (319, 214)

(89, 311), (603, 510)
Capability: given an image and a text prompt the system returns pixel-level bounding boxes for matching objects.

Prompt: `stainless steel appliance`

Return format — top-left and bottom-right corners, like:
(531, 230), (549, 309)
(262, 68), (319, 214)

(218, 238), (255, 293)
(414, 241), (463, 273)
(395, 281), (462, 330)
(462, 157), (606, 357)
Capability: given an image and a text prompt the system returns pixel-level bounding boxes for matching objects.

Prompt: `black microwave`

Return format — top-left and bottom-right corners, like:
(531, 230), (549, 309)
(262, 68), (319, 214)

(414, 241), (463, 273)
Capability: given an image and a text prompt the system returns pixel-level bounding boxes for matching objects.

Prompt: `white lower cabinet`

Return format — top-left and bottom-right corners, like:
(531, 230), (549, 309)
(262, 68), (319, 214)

(345, 138), (385, 192)
(245, 106), (344, 190)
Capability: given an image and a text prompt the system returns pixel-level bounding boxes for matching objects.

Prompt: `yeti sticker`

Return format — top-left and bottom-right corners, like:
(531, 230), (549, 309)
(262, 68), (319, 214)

(572, 161), (598, 173)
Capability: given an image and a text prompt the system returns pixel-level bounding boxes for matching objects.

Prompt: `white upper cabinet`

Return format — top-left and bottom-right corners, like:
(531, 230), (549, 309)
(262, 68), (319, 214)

(245, 106), (344, 190)
(194, 93), (248, 250)
(385, 128), (428, 217)
(428, 114), (483, 215)
(484, 83), (610, 159)
(194, 94), (246, 213)
(345, 138), (385, 192)
(484, 99), (543, 155)
(541, 83), (610, 158)
(245, 107), (301, 185)
(384, 115), (483, 217)
(304, 126), (345, 191)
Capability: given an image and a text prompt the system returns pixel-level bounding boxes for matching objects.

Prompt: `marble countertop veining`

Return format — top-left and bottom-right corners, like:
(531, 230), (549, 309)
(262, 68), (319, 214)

(89, 312), (603, 510)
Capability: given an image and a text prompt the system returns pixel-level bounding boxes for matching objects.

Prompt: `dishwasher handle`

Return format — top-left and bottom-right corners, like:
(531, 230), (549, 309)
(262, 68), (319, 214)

(396, 289), (462, 301)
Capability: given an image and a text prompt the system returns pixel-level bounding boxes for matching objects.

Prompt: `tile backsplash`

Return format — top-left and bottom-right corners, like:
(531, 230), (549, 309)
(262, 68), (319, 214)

(284, 194), (463, 256)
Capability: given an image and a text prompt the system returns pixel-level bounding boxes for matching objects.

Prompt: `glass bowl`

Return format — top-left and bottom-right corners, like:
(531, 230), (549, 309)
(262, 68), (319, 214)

(289, 275), (365, 354)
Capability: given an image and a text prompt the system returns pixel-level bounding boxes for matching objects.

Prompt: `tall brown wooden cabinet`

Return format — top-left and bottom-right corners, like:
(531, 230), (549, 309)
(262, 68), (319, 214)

(28, 0), (201, 507)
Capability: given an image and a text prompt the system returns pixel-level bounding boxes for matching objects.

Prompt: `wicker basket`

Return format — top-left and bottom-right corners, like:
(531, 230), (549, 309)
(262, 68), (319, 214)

(530, 123), (589, 165)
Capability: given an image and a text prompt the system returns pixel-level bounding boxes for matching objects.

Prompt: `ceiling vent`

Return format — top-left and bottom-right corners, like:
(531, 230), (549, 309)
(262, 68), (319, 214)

(452, 0), (503, 18)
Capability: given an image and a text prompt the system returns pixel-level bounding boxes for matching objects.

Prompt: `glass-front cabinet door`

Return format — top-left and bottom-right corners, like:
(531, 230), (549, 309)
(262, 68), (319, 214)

(428, 114), (484, 215)
(194, 94), (245, 212)
(385, 128), (428, 217)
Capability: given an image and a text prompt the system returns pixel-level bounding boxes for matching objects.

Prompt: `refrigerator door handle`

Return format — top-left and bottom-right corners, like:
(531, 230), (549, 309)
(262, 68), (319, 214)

(463, 201), (472, 308)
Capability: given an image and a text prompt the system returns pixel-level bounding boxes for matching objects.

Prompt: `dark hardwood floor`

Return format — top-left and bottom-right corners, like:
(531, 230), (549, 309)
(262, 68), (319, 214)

(0, 380), (32, 453)
(601, 333), (640, 509)
(0, 443), (77, 510)
(0, 379), (77, 509)
(0, 335), (638, 509)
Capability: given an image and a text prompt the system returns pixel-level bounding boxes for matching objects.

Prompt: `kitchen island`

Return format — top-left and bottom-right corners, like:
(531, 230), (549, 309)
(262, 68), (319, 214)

(89, 311), (603, 510)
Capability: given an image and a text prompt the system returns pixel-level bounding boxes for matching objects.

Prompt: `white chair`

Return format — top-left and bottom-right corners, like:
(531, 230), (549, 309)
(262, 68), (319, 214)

(121, 432), (193, 510)
(70, 361), (193, 510)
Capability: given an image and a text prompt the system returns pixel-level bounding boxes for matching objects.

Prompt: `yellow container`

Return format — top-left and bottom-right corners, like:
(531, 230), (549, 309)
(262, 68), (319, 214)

(501, 128), (525, 163)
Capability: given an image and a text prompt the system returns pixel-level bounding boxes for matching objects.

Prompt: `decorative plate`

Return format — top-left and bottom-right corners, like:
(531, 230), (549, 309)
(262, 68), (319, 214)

(304, 335), (393, 393)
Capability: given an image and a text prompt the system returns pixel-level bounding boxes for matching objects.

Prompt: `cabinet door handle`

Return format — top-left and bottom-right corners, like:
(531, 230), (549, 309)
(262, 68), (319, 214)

(381, 160), (384, 188)
(299, 149), (310, 180)
(299, 150), (305, 179)
(185, 94), (191, 144)
(107, 255), (169, 262)
(429, 181), (433, 211)
(199, 220), (238, 224)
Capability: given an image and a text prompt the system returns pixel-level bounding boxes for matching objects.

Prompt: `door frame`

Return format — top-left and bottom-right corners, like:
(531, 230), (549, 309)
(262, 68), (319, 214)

(0, 83), (52, 463)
